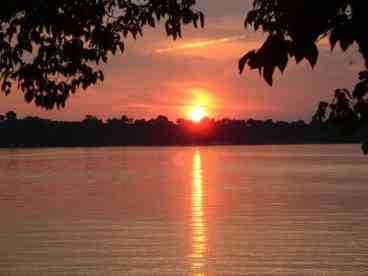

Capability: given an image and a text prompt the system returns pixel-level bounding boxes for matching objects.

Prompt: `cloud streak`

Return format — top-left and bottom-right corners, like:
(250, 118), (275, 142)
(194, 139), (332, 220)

(155, 35), (246, 53)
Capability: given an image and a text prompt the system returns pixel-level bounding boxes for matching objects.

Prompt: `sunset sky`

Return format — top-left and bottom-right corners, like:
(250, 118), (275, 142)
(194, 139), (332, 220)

(0, 0), (364, 122)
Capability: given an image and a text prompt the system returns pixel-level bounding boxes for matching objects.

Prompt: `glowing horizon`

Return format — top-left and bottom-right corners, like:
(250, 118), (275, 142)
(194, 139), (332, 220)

(188, 106), (207, 122)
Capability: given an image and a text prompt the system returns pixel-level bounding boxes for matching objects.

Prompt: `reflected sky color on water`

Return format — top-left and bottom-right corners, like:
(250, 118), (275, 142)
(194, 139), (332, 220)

(1, 145), (368, 275)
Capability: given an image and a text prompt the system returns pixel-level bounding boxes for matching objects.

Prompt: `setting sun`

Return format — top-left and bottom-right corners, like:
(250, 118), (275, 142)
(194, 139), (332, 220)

(188, 106), (207, 123)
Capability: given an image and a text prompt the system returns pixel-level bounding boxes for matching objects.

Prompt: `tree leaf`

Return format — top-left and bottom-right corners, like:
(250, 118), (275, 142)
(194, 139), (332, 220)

(304, 44), (319, 68)
(294, 48), (304, 64)
(329, 29), (339, 51)
(263, 65), (274, 86)
(199, 12), (205, 28)
(118, 42), (125, 53)
(239, 50), (256, 74)
(340, 38), (352, 51)
(25, 91), (34, 103)
(277, 51), (288, 73)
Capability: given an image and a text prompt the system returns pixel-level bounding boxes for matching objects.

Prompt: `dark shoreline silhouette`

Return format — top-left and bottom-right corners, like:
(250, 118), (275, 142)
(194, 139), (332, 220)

(0, 112), (367, 148)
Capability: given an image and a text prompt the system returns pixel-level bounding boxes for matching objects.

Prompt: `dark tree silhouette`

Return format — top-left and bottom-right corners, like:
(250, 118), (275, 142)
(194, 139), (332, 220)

(240, 0), (367, 86)
(0, 0), (204, 109)
(5, 111), (17, 121)
(240, 0), (368, 152)
(2, 112), (365, 147)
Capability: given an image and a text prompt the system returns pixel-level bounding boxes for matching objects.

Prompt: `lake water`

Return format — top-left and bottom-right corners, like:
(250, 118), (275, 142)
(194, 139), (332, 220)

(0, 145), (368, 275)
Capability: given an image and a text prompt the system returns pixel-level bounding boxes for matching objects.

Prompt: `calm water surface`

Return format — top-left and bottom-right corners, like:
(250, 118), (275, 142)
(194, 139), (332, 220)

(0, 145), (368, 275)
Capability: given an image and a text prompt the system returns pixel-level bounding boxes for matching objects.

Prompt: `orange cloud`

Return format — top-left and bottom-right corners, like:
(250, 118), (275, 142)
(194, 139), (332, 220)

(155, 35), (246, 53)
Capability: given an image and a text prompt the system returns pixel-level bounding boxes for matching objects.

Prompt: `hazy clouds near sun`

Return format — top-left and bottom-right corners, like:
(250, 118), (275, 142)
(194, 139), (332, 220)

(0, 0), (364, 121)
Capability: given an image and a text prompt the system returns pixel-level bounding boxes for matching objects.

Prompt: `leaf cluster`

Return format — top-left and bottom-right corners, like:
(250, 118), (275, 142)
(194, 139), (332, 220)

(313, 71), (368, 135)
(240, 0), (368, 86)
(0, 0), (204, 109)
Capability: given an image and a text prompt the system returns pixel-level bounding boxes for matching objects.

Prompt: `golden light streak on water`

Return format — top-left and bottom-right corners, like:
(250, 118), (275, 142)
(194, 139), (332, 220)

(191, 150), (206, 273)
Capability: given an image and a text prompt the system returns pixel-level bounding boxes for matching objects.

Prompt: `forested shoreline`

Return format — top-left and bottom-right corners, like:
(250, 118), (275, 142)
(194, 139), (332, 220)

(0, 111), (366, 147)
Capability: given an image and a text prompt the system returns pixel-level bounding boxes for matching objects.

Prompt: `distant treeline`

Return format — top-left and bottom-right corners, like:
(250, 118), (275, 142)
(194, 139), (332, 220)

(0, 111), (367, 147)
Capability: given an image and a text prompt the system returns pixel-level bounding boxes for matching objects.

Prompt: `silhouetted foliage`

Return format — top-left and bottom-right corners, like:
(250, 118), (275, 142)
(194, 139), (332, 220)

(5, 110), (17, 121)
(1, 112), (366, 148)
(312, 72), (368, 153)
(0, 0), (204, 109)
(240, 0), (368, 86)
(242, 0), (368, 152)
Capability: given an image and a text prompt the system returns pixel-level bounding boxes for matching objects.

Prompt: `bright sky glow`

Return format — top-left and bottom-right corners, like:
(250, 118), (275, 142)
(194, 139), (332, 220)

(0, 0), (361, 122)
(188, 106), (207, 122)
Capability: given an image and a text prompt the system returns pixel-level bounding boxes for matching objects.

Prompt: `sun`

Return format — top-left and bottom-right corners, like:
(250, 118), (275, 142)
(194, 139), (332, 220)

(188, 106), (207, 123)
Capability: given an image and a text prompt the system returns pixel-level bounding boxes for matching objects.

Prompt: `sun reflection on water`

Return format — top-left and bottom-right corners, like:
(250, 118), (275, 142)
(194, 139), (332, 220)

(192, 150), (206, 273)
